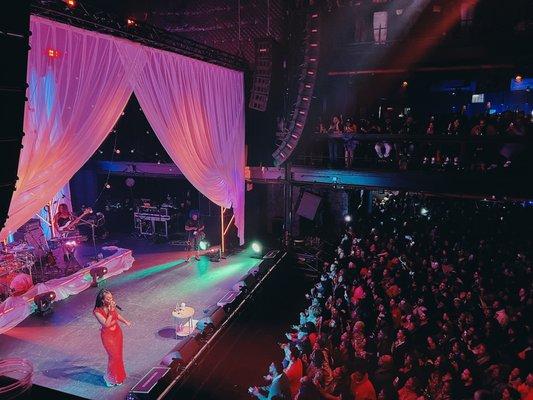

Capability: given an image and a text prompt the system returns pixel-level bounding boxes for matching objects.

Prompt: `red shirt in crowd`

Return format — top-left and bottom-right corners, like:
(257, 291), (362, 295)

(285, 358), (303, 399)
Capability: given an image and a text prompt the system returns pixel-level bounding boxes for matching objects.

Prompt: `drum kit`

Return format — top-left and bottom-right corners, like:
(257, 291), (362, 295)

(0, 244), (35, 301)
(0, 208), (107, 302)
(0, 227), (88, 300)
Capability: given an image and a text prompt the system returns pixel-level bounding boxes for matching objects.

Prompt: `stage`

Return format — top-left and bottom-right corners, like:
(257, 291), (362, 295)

(0, 237), (260, 400)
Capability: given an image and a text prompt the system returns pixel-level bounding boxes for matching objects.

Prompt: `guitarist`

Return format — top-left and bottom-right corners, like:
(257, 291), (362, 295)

(184, 210), (205, 261)
(53, 204), (92, 236)
(53, 203), (75, 235)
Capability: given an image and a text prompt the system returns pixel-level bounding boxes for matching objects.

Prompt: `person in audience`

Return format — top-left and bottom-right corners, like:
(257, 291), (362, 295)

(285, 346), (304, 399)
(296, 376), (322, 400)
(250, 361), (292, 400)
(328, 115), (343, 166)
(350, 365), (377, 399)
(372, 355), (398, 400)
(397, 377), (422, 400)
(343, 118), (358, 167)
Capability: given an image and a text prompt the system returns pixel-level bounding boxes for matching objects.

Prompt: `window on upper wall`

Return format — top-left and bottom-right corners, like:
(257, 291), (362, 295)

(373, 11), (388, 44)
(460, 1), (475, 27)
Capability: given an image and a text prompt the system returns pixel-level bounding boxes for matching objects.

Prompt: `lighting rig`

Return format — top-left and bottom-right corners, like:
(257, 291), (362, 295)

(32, 0), (247, 71)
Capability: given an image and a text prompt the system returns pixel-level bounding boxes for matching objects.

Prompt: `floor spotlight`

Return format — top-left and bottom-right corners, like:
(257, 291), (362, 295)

(344, 215), (352, 223)
(251, 241), (265, 259)
(34, 291), (56, 316)
(90, 266), (108, 287)
(251, 242), (262, 254)
(207, 246), (221, 262)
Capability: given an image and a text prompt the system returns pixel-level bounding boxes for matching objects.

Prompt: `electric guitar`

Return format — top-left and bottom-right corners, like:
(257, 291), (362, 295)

(57, 208), (93, 233)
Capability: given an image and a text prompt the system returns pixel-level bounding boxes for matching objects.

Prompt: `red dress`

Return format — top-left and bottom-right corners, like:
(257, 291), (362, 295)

(95, 307), (126, 385)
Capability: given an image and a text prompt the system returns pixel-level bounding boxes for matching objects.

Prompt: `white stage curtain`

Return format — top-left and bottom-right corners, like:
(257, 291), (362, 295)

(0, 17), (245, 244)
(0, 17), (137, 240)
(117, 42), (246, 243)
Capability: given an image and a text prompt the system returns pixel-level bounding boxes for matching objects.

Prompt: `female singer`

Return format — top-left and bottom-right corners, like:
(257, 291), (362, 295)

(93, 289), (131, 387)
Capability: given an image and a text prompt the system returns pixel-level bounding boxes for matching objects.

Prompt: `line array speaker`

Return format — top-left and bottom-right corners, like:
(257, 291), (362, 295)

(0, 1), (30, 232)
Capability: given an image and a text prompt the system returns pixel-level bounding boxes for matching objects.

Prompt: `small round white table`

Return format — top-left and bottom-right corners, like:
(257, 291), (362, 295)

(172, 306), (195, 338)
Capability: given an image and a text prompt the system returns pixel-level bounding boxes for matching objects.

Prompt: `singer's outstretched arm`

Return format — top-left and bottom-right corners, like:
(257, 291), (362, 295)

(117, 312), (132, 327)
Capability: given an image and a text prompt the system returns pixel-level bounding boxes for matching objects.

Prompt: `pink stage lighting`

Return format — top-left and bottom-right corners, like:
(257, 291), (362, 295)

(47, 49), (61, 59)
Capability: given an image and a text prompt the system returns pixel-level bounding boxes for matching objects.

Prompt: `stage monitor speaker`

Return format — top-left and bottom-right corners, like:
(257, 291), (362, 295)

(243, 272), (257, 288)
(160, 335), (202, 367)
(0, 0), (30, 232)
(129, 366), (170, 399)
(196, 305), (226, 332)
(296, 192), (322, 220)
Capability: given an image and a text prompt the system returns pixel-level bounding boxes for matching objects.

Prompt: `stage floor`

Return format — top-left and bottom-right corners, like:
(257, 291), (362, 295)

(0, 237), (260, 400)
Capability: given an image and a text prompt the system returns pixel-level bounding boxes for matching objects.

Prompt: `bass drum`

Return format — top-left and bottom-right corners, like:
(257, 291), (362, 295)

(9, 273), (33, 297)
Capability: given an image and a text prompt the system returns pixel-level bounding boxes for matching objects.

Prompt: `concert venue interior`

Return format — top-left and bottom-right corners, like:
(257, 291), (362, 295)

(0, 1), (532, 399)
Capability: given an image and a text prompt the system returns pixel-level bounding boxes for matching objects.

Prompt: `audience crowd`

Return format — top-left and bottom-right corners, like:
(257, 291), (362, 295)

(304, 110), (531, 171)
(250, 194), (532, 400)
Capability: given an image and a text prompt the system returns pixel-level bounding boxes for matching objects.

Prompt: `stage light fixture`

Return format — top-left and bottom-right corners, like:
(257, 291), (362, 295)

(105, 183), (111, 189)
(65, 0), (76, 8)
(34, 291), (56, 316)
(207, 246), (221, 262)
(115, 148), (121, 154)
(251, 242), (262, 254)
(127, 18), (136, 27)
(344, 215), (352, 223)
(420, 207), (429, 216)
(199, 240), (209, 251)
(90, 266), (108, 287)
(402, 81), (408, 88)
(47, 49), (61, 58)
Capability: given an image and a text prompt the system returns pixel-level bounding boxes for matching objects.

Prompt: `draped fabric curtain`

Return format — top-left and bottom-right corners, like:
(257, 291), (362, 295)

(117, 42), (246, 243)
(0, 17), (245, 244)
(0, 17), (137, 240)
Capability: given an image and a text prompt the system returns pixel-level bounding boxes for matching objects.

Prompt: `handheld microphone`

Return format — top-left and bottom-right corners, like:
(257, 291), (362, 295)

(116, 305), (123, 311)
